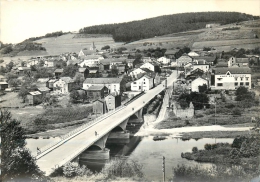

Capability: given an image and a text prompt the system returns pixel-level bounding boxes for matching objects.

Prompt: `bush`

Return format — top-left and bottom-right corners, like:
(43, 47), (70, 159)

(62, 162), (86, 178)
(192, 147), (198, 153)
(225, 103), (235, 109)
(232, 108), (242, 116)
(185, 120), (190, 125)
(204, 143), (212, 150)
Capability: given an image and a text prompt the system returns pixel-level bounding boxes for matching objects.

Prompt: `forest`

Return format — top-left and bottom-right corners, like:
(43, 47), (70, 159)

(79, 12), (259, 42)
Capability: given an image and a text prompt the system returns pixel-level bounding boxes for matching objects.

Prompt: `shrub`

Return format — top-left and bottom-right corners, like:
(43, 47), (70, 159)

(192, 147), (198, 153)
(62, 162), (86, 178)
(204, 143), (212, 150)
(232, 108), (242, 116)
(185, 120), (190, 125)
(232, 136), (246, 149)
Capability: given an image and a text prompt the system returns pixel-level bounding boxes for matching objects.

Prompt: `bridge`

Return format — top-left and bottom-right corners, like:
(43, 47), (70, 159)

(36, 71), (178, 176)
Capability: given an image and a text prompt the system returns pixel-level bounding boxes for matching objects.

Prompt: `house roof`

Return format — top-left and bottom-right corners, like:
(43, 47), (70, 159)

(37, 78), (49, 83)
(216, 61), (228, 67)
(67, 59), (81, 65)
(80, 49), (96, 56)
(60, 77), (74, 83)
(48, 79), (57, 83)
(164, 49), (179, 55)
(86, 85), (107, 91)
(54, 69), (63, 73)
(89, 70), (98, 73)
(78, 68), (87, 73)
(193, 56), (216, 62)
(29, 91), (42, 96)
(38, 87), (50, 92)
(84, 77), (122, 84)
(236, 58), (249, 63)
(0, 81), (8, 85)
(84, 55), (103, 60)
(191, 77), (208, 83)
(18, 67), (31, 71)
(213, 67), (251, 75)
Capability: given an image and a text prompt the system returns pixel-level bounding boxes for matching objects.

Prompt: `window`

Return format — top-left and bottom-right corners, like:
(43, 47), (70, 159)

(246, 77), (249, 81)
(134, 82), (137, 84)
(234, 82), (238, 86)
(235, 77), (238, 81)
(144, 82), (146, 84)
(240, 82), (244, 86)
(245, 82), (249, 86)
(217, 83), (223, 87)
(217, 78), (222, 81)
(240, 77), (243, 81)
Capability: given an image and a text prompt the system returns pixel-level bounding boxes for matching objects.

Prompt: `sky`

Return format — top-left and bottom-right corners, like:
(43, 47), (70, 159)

(1, 0), (260, 44)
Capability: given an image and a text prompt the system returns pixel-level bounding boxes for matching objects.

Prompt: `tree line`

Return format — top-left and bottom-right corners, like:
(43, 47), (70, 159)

(79, 12), (259, 42)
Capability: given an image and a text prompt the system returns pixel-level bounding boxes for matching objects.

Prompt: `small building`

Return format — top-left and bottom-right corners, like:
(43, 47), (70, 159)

(53, 77), (75, 94)
(37, 87), (51, 96)
(105, 93), (121, 112)
(44, 60), (55, 67)
(129, 68), (147, 78)
(93, 99), (107, 115)
(27, 91), (42, 105)
(157, 57), (171, 65)
(78, 68), (89, 79)
(54, 69), (63, 79)
(85, 85), (109, 100)
(131, 75), (153, 91)
(0, 82), (8, 91)
(46, 78), (57, 91)
(191, 77), (209, 92)
(36, 78), (49, 88)
(176, 54), (193, 67)
(140, 62), (160, 72)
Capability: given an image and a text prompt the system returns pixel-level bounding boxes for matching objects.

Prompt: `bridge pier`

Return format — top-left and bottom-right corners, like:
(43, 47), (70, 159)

(134, 108), (143, 120)
(107, 118), (130, 144)
(79, 134), (110, 160)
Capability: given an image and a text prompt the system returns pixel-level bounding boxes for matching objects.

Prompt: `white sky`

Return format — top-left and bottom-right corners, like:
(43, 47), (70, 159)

(1, 0), (260, 44)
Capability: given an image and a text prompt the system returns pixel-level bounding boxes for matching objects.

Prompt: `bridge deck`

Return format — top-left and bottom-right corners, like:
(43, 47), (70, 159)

(36, 71), (178, 176)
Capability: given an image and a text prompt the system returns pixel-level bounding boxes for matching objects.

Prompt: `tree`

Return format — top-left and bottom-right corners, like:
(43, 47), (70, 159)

(8, 78), (21, 89)
(101, 45), (110, 50)
(0, 109), (46, 181)
(70, 90), (80, 103)
(1, 46), (13, 54)
(198, 84), (208, 93)
(61, 64), (78, 78)
(6, 61), (14, 72)
(5, 72), (18, 82)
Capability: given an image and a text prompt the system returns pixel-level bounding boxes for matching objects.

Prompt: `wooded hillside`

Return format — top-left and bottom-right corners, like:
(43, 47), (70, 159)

(79, 12), (259, 42)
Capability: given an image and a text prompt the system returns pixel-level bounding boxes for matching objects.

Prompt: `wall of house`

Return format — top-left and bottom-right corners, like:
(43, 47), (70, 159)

(83, 83), (120, 94)
(105, 95), (115, 111)
(177, 56), (193, 66)
(191, 79), (208, 92)
(192, 65), (209, 72)
(140, 63), (154, 72)
(131, 77), (153, 91)
(214, 73), (251, 90)
(93, 101), (105, 114)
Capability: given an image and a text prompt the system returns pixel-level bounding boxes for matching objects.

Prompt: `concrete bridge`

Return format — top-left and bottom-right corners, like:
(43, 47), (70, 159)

(36, 71), (178, 176)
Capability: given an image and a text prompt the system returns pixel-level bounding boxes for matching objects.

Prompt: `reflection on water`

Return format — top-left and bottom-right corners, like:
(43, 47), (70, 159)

(80, 136), (233, 181)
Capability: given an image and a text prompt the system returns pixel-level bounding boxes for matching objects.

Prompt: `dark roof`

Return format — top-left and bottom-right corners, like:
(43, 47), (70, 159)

(216, 61), (228, 67)
(236, 58), (249, 63)
(84, 77), (123, 84)
(213, 67), (251, 75)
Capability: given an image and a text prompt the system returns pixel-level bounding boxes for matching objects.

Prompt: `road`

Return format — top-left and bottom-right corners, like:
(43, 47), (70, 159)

(36, 71), (178, 176)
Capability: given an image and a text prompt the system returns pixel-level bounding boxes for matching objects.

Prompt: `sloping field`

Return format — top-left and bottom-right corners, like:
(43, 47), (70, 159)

(34, 33), (124, 55)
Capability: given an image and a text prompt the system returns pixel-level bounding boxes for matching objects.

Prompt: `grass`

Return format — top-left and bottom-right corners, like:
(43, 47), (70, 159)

(0, 92), (27, 108)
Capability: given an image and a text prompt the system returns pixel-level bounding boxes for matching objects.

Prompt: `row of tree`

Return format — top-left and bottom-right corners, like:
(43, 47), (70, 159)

(79, 12), (259, 42)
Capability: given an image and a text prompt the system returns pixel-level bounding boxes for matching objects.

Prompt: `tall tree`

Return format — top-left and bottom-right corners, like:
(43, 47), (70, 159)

(1, 109), (46, 181)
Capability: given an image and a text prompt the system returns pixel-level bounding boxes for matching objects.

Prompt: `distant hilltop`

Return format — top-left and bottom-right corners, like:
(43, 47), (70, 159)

(79, 12), (259, 42)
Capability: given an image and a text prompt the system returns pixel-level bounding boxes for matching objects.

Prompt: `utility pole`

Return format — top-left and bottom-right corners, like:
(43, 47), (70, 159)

(162, 156), (165, 182)
(214, 97), (217, 125)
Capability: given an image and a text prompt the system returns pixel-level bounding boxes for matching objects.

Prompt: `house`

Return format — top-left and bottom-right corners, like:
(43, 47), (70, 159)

(157, 57), (171, 65)
(44, 60), (54, 67)
(101, 58), (124, 69)
(191, 64), (210, 72)
(164, 49), (179, 59)
(84, 85), (109, 100)
(142, 57), (153, 63)
(185, 68), (205, 80)
(17, 67), (32, 76)
(228, 57), (249, 67)
(0, 82), (8, 90)
(216, 61), (228, 67)
(140, 62), (160, 72)
(192, 56), (216, 65)
(37, 87), (50, 96)
(78, 68), (89, 79)
(93, 99), (107, 115)
(67, 59), (81, 66)
(83, 77), (123, 94)
(79, 55), (104, 67)
(27, 59), (39, 67)
(88, 70), (99, 78)
(188, 51), (200, 57)
(36, 78), (49, 88)
(53, 77), (75, 94)
(176, 54), (193, 67)
(129, 68), (147, 78)
(46, 78), (57, 91)
(27, 91), (42, 105)
(54, 69), (63, 79)
(78, 49), (96, 58)
(190, 77), (209, 92)
(131, 75), (153, 91)
(105, 93), (121, 111)
(125, 59), (135, 68)
(211, 67), (251, 90)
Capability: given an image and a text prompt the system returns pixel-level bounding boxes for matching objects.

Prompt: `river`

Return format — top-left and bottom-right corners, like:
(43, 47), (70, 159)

(26, 136), (233, 181)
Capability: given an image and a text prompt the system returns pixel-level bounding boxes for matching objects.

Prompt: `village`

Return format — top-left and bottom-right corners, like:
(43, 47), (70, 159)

(1, 41), (260, 128)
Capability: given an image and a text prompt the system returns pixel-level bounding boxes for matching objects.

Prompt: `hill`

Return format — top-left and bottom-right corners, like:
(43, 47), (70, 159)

(79, 12), (259, 42)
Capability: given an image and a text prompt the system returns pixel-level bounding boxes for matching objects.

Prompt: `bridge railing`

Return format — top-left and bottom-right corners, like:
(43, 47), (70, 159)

(34, 104), (126, 158)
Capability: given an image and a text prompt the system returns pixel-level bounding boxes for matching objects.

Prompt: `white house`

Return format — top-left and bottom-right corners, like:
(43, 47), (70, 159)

(53, 77), (75, 94)
(44, 60), (55, 67)
(131, 75), (153, 91)
(191, 64), (210, 72)
(27, 59), (39, 67)
(157, 57), (171, 65)
(79, 55), (104, 67)
(228, 57), (249, 67)
(140, 62), (159, 72)
(212, 67), (251, 90)
(142, 57), (153, 63)
(191, 77), (209, 92)
(129, 68), (146, 77)
(83, 78), (123, 94)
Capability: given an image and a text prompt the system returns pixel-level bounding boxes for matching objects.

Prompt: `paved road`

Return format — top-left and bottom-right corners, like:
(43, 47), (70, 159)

(36, 71), (178, 176)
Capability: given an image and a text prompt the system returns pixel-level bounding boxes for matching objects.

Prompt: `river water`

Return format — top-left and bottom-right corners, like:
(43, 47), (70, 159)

(26, 136), (233, 181)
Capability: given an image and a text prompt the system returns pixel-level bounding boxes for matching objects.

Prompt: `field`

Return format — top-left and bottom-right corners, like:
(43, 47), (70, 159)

(34, 33), (124, 55)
